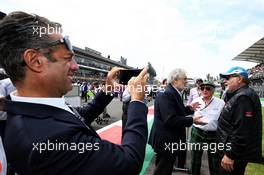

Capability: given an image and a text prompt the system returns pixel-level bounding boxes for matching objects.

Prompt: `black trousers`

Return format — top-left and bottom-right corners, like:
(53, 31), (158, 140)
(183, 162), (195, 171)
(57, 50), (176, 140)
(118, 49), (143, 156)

(175, 136), (187, 169)
(154, 153), (176, 175)
(174, 149), (186, 168)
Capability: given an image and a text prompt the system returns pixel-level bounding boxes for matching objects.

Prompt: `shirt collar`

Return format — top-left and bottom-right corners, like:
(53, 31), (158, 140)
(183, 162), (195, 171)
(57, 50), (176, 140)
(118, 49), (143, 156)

(10, 91), (74, 114)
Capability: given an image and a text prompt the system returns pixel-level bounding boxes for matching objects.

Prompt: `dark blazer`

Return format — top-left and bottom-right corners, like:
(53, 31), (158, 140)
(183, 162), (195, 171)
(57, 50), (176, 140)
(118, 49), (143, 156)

(3, 91), (148, 175)
(148, 84), (194, 154)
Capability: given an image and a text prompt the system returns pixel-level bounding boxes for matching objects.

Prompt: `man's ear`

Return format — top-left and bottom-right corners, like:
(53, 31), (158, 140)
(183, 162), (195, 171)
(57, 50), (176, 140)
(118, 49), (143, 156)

(237, 76), (244, 84)
(22, 49), (44, 73)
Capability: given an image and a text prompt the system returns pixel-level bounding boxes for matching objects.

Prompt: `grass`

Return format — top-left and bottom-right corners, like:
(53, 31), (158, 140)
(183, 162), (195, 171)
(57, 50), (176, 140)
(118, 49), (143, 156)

(245, 105), (264, 175)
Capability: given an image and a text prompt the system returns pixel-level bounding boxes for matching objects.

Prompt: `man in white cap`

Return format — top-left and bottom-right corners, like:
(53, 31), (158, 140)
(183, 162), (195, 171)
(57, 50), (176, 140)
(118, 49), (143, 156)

(216, 66), (262, 175)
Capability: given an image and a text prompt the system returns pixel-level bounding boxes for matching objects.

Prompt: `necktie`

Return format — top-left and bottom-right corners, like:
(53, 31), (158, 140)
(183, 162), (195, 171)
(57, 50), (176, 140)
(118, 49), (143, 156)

(67, 104), (100, 137)
(67, 105), (85, 122)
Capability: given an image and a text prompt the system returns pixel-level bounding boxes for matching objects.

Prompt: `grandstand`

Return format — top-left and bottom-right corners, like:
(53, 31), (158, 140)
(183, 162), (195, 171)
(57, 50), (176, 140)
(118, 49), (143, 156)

(73, 46), (132, 82)
(233, 37), (264, 97)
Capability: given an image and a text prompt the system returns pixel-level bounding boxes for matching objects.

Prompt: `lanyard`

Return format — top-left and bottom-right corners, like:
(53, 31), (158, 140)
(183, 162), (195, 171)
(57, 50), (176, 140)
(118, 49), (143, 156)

(200, 97), (214, 111)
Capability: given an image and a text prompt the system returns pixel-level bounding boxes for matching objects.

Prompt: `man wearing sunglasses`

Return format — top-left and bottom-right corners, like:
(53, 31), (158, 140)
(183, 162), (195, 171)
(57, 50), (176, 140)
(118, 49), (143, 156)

(190, 81), (225, 175)
(0, 11), (149, 175)
(216, 67), (262, 175)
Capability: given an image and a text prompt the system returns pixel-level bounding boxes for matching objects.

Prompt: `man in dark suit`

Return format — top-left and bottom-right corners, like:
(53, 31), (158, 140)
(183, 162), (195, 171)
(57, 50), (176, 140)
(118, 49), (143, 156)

(149, 68), (206, 175)
(0, 11), (149, 175)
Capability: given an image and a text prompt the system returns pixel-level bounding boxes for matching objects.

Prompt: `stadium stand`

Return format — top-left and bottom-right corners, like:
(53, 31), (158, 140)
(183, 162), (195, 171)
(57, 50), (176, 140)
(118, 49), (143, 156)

(233, 38), (264, 97)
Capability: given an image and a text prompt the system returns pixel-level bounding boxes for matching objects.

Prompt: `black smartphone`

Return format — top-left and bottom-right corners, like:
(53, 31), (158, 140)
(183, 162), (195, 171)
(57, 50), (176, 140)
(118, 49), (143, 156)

(118, 69), (142, 85)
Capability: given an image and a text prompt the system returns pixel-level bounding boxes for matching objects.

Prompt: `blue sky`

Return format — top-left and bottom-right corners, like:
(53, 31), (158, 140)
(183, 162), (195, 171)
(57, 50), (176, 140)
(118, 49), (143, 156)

(2, 0), (264, 80)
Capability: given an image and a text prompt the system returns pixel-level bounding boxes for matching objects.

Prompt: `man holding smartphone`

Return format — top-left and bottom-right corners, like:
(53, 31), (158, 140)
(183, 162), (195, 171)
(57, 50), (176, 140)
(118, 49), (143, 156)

(0, 11), (149, 175)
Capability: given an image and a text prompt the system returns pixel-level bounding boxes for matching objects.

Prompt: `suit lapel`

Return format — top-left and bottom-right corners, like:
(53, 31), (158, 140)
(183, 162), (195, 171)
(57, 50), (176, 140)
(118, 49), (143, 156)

(166, 84), (186, 110)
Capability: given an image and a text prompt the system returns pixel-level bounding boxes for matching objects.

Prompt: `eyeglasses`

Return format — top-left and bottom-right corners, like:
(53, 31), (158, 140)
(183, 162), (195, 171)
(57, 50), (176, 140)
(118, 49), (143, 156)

(200, 86), (212, 91)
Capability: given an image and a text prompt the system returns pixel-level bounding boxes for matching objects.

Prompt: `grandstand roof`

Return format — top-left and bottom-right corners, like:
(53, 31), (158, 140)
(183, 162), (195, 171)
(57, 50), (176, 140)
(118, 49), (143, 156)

(233, 37), (264, 63)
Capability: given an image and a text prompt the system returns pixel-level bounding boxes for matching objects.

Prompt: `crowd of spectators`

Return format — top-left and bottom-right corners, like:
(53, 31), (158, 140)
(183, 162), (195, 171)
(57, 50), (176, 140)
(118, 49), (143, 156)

(248, 63), (264, 97)
(250, 80), (264, 97)
(248, 63), (264, 79)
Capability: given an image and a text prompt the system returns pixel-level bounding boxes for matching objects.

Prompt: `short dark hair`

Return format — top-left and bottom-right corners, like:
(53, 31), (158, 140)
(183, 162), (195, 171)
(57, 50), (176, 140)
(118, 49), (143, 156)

(196, 78), (203, 84)
(0, 11), (61, 84)
(162, 79), (167, 85)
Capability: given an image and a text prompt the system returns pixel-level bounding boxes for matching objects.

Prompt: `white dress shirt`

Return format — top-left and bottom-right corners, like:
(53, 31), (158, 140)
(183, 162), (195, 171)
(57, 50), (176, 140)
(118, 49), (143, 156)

(0, 78), (16, 120)
(10, 91), (74, 115)
(122, 88), (131, 103)
(192, 96), (225, 131)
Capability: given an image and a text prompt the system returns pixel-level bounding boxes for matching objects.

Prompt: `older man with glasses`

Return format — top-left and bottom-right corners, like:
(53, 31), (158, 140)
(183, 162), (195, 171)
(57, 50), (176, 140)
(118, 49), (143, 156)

(216, 66), (262, 175)
(149, 68), (206, 175)
(190, 81), (225, 175)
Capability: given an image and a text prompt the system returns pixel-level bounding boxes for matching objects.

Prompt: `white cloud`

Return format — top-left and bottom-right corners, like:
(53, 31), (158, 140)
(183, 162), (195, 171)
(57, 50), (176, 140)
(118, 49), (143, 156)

(1, 0), (263, 80)
(219, 25), (264, 58)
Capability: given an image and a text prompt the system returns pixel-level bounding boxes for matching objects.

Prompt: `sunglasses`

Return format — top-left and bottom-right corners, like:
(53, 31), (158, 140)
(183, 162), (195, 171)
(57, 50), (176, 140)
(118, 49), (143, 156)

(49, 36), (73, 53)
(224, 74), (239, 80)
(200, 86), (212, 91)
(21, 36), (73, 66)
